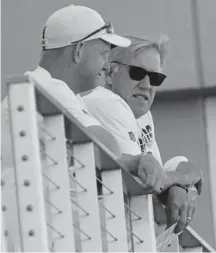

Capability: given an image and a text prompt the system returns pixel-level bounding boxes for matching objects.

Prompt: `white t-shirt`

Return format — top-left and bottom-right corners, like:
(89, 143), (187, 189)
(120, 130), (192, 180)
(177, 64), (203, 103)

(137, 112), (162, 165)
(83, 86), (162, 164)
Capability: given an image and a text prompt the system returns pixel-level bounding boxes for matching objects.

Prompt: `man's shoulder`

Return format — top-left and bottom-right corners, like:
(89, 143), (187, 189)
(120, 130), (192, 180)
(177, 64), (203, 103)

(84, 86), (121, 101)
(26, 67), (99, 127)
(83, 87), (132, 113)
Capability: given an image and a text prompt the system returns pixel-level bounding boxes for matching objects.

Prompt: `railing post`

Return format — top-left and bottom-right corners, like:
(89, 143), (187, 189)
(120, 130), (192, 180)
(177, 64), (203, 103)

(73, 142), (103, 252)
(1, 169), (21, 252)
(130, 194), (157, 252)
(43, 115), (76, 252)
(7, 77), (49, 251)
(101, 169), (129, 252)
(1, 210), (7, 252)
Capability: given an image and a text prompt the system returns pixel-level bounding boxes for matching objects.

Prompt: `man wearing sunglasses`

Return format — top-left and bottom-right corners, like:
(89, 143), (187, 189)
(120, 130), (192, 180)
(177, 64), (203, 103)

(83, 36), (203, 234)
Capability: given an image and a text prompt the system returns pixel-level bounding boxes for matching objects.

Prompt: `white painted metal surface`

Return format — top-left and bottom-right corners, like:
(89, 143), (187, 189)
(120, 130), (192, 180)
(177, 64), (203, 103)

(1, 213), (7, 252)
(101, 170), (128, 252)
(186, 226), (215, 252)
(43, 115), (75, 252)
(130, 195), (157, 252)
(7, 80), (49, 251)
(205, 97), (216, 245)
(1, 169), (21, 252)
(73, 142), (103, 252)
(183, 246), (202, 252)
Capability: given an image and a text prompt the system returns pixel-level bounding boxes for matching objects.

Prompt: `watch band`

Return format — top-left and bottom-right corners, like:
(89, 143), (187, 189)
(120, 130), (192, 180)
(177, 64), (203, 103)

(171, 183), (188, 193)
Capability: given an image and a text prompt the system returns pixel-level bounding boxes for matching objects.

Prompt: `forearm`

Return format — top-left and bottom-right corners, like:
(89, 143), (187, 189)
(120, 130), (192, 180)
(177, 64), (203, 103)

(158, 161), (201, 203)
(161, 170), (192, 191)
(161, 161), (201, 190)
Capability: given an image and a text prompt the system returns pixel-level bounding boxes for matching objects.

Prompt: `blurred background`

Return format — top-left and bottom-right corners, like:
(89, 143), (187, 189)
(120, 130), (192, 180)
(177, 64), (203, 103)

(1, 0), (216, 248)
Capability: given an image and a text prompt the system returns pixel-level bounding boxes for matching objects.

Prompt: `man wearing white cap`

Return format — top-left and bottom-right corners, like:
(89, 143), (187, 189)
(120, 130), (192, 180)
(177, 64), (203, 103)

(1, 5), (131, 170)
(1, 5), (131, 250)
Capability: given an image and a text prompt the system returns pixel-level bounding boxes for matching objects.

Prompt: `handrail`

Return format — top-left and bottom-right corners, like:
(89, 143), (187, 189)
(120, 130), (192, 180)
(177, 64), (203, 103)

(183, 227), (216, 252)
(5, 75), (216, 252)
(6, 75), (148, 197)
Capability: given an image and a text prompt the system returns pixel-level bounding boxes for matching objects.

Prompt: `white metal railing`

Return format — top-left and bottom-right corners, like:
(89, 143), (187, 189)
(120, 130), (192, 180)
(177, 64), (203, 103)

(1, 75), (216, 252)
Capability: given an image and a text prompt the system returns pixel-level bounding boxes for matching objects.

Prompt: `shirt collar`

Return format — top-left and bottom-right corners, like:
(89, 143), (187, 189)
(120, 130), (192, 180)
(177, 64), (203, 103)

(35, 66), (52, 79)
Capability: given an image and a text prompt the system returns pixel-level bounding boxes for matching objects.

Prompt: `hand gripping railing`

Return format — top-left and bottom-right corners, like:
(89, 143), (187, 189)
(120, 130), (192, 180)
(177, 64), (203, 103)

(1, 75), (215, 252)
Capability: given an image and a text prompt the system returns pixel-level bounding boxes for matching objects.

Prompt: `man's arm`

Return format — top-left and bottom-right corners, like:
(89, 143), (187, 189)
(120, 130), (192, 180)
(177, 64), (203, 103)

(161, 160), (203, 194)
(120, 152), (165, 193)
(156, 158), (203, 234)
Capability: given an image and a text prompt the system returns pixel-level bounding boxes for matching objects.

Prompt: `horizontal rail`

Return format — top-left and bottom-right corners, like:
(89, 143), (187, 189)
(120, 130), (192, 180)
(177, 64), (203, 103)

(184, 227), (216, 252)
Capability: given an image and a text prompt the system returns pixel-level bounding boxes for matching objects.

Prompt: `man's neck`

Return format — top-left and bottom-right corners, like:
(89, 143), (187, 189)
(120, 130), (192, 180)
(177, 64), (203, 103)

(38, 62), (81, 95)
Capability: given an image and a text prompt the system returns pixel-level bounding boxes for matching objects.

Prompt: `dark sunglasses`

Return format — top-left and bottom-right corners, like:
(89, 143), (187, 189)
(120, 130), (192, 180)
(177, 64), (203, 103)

(112, 61), (166, 87)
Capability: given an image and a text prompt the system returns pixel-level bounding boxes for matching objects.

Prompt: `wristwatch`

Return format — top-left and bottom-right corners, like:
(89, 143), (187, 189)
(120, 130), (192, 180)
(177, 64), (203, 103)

(171, 183), (188, 193)
(170, 183), (198, 201)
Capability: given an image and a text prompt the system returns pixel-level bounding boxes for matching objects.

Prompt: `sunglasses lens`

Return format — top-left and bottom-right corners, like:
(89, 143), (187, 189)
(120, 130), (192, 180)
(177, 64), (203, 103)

(129, 66), (147, 81)
(148, 73), (167, 86)
(121, 62), (167, 86)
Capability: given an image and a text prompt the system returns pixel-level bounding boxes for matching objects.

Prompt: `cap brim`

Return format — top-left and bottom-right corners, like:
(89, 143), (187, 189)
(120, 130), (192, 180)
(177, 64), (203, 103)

(100, 33), (131, 47)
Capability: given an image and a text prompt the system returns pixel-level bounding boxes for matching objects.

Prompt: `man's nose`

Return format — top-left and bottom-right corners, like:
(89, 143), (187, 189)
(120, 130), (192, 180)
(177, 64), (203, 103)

(103, 60), (110, 72)
(138, 75), (151, 89)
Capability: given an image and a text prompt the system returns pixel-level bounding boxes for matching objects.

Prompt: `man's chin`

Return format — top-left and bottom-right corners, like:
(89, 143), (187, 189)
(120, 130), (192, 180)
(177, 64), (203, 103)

(133, 108), (149, 119)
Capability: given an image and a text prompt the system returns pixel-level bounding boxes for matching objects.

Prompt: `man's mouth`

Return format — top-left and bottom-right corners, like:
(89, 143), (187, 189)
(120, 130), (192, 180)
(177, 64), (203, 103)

(97, 71), (105, 78)
(133, 94), (149, 101)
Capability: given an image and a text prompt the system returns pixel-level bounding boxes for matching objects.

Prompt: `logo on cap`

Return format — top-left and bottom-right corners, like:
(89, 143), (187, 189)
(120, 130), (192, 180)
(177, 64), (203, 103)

(128, 131), (136, 142)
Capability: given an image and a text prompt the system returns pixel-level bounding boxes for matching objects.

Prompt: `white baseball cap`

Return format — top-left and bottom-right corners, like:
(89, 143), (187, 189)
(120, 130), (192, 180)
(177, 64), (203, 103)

(42, 5), (131, 49)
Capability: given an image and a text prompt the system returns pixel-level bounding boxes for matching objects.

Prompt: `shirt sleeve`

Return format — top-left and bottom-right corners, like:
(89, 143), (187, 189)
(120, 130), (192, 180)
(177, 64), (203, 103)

(90, 98), (141, 155)
(26, 72), (100, 128)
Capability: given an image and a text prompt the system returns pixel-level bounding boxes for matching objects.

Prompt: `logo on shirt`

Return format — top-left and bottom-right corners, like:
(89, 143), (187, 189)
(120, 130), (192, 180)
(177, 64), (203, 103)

(128, 131), (136, 142)
(138, 125), (153, 154)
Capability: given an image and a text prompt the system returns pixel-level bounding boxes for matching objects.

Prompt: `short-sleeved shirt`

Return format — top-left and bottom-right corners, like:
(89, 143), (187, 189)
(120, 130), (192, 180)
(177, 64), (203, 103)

(83, 86), (162, 164)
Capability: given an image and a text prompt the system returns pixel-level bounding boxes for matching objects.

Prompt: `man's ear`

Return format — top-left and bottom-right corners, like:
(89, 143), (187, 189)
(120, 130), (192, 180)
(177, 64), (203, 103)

(110, 62), (119, 76)
(73, 42), (84, 63)
(106, 62), (119, 89)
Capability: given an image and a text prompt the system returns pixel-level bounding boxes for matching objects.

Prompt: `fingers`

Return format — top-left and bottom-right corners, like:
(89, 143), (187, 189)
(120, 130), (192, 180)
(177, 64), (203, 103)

(174, 203), (196, 234)
(138, 154), (164, 193)
(196, 179), (203, 195)
(166, 203), (179, 229)
(138, 167), (157, 192)
(154, 173), (165, 193)
(141, 172), (164, 194)
(186, 203), (196, 227)
(174, 205), (187, 234)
